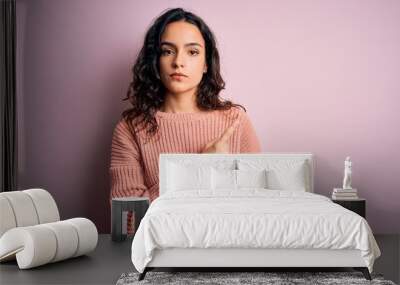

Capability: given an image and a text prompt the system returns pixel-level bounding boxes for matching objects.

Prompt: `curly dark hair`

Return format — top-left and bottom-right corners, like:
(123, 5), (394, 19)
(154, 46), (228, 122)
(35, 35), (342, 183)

(122, 7), (246, 143)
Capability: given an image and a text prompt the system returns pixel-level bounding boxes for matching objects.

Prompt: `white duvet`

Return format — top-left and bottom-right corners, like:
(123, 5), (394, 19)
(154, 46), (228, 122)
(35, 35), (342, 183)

(131, 189), (381, 273)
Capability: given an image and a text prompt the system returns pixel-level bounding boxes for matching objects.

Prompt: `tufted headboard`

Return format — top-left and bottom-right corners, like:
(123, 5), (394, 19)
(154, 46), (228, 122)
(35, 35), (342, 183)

(159, 153), (314, 195)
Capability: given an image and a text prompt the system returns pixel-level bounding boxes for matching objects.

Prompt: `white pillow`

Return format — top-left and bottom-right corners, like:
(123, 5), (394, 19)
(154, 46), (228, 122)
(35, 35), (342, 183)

(237, 159), (308, 191)
(211, 168), (237, 190)
(237, 169), (268, 188)
(167, 162), (212, 191)
(211, 168), (268, 190)
(267, 166), (307, 191)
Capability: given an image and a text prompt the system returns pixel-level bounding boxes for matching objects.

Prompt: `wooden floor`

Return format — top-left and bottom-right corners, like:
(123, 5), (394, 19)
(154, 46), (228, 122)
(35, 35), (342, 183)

(0, 234), (398, 285)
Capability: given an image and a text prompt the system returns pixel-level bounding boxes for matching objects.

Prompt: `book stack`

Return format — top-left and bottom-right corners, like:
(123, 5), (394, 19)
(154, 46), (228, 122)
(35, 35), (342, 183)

(332, 188), (358, 200)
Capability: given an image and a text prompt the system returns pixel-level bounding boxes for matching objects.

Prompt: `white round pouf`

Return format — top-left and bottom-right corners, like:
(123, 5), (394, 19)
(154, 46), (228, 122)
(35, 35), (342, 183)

(0, 225), (57, 269)
(42, 221), (79, 262)
(66, 218), (98, 257)
(23, 188), (60, 223)
(0, 191), (39, 227)
(0, 196), (17, 237)
(0, 189), (60, 239)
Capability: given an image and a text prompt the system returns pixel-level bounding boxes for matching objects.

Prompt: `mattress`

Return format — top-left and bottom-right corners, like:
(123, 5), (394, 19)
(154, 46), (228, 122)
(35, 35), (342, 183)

(131, 189), (381, 273)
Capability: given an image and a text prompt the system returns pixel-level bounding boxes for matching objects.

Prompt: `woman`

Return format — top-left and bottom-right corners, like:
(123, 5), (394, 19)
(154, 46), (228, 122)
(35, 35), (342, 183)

(110, 8), (261, 232)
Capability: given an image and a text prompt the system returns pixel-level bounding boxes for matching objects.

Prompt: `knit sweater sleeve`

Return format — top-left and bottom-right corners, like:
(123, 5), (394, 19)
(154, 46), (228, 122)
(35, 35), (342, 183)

(109, 119), (148, 200)
(240, 111), (262, 153)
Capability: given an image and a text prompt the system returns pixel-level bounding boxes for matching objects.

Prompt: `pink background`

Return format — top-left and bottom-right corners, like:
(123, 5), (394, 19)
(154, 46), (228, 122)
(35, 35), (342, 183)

(16, 0), (400, 233)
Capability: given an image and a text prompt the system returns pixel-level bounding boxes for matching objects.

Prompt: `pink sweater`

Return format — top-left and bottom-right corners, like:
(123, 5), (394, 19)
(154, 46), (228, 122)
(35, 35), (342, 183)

(109, 106), (261, 202)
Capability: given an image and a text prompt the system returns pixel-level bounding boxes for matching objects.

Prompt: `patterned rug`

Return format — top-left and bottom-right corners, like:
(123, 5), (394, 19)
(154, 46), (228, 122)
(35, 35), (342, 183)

(116, 271), (397, 285)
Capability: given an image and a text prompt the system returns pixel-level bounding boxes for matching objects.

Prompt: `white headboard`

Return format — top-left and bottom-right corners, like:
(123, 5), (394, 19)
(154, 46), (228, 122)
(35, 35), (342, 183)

(159, 153), (314, 195)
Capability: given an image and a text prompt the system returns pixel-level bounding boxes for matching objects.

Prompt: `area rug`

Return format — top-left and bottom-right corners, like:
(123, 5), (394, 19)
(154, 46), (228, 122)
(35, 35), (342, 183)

(116, 271), (397, 285)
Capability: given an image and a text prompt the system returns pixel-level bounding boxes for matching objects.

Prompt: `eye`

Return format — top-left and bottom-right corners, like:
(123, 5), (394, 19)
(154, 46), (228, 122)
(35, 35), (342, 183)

(161, 49), (173, 56)
(190, 50), (200, 56)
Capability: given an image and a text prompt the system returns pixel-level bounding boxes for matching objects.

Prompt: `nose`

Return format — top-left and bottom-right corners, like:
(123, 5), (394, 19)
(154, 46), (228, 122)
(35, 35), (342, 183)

(172, 50), (185, 68)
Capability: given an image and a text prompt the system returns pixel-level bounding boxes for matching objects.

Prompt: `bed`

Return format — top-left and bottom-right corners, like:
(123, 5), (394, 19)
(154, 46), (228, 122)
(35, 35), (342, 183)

(130, 153), (381, 281)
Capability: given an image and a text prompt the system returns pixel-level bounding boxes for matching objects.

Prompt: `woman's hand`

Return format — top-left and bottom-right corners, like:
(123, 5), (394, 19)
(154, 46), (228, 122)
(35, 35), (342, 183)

(201, 116), (240, 154)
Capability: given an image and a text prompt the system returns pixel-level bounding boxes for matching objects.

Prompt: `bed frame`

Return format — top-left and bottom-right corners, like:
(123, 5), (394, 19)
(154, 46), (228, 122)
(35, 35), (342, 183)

(138, 153), (371, 280)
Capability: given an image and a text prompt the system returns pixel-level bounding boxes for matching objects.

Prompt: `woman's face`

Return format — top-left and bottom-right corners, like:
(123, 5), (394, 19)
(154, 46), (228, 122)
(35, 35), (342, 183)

(159, 21), (207, 96)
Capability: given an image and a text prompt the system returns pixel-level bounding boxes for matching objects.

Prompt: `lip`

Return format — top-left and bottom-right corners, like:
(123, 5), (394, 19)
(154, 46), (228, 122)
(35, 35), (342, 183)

(170, 73), (187, 77)
(170, 74), (186, 81)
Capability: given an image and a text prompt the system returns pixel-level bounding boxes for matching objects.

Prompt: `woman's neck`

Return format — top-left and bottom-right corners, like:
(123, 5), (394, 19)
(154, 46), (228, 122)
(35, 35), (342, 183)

(160, 92), (203, 113)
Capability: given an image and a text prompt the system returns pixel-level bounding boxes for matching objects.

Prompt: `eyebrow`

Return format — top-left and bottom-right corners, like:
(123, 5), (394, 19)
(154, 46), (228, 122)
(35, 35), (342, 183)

(160, 41), (203, 48)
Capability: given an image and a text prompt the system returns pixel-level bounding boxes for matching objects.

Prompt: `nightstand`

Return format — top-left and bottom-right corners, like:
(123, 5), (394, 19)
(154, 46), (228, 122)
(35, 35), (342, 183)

(111, 197), (150, 242)
(332, 198), (366, 218)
